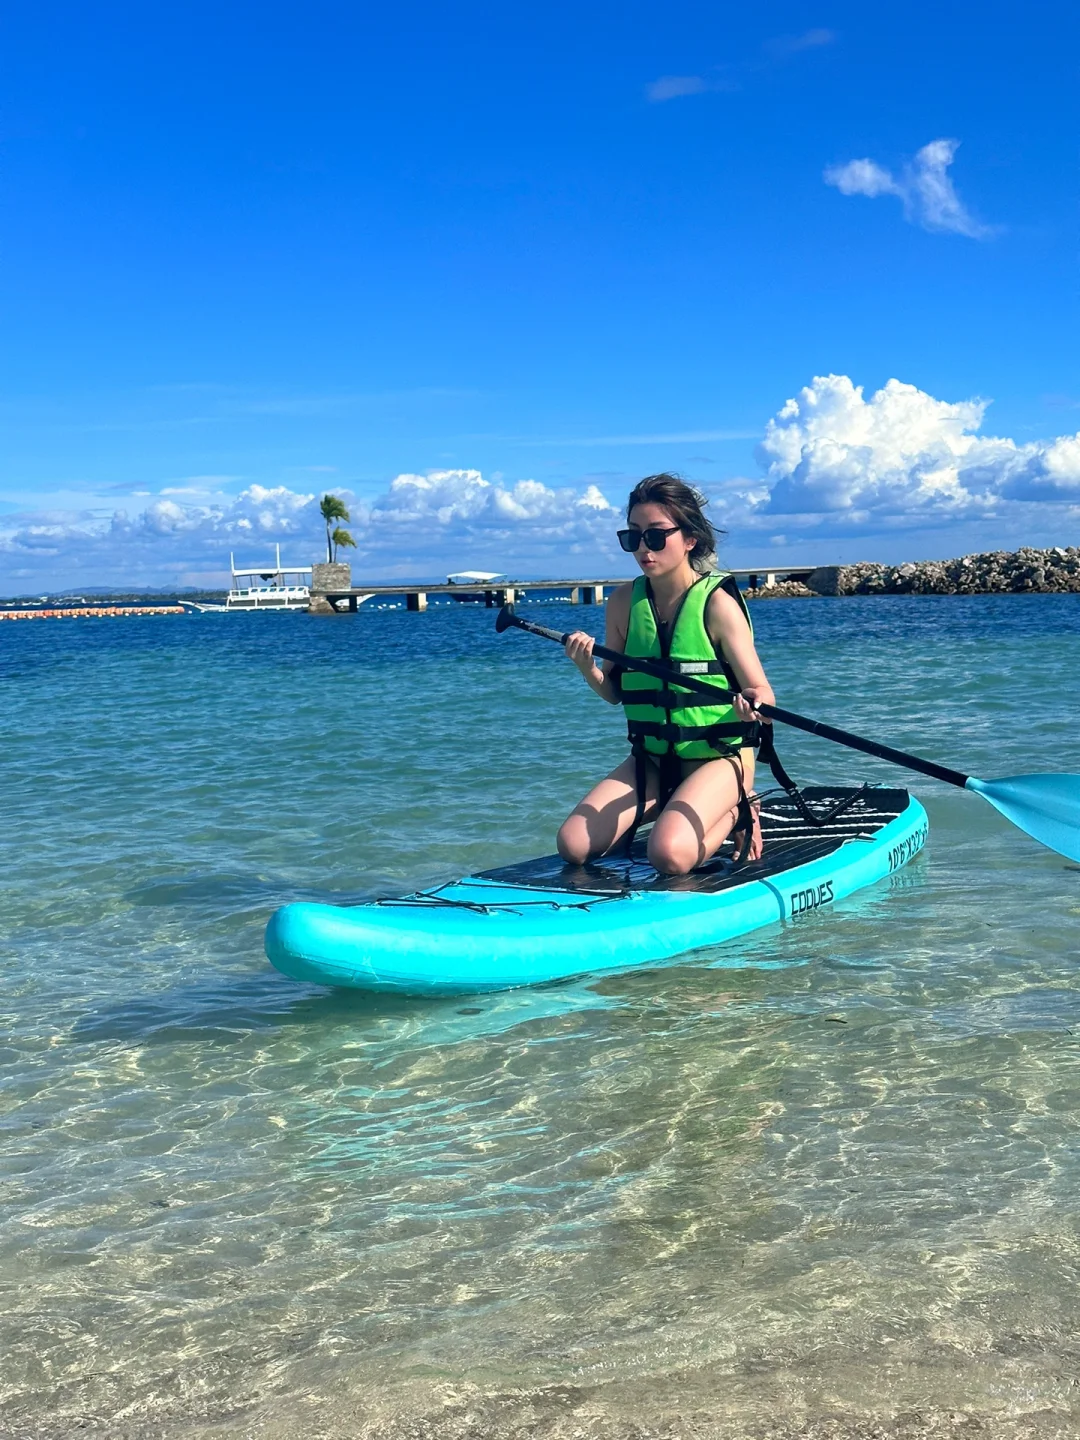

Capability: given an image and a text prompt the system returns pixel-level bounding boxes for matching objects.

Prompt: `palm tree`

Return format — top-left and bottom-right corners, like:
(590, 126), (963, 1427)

(331, 526), (357, 562)
(319, 494), (350, 562)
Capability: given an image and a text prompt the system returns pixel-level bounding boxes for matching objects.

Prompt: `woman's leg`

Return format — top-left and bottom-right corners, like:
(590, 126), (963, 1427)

(557, 754), (660, 864)
(647, 752), (759, 876)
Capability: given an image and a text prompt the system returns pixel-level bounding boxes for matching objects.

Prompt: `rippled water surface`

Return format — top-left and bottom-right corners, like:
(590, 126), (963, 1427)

(2, 596), (1080, 1438)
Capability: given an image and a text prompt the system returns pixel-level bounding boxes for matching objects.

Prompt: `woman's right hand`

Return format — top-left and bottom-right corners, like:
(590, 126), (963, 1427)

(564, 631), (597, 676)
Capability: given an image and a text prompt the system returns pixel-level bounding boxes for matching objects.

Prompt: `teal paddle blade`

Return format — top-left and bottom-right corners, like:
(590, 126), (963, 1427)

(965, 774), (1080, 863)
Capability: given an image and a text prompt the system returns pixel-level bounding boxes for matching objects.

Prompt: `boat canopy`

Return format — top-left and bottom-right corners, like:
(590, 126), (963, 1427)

(231, 544), (312, 583)
(447, 571), (504, 585)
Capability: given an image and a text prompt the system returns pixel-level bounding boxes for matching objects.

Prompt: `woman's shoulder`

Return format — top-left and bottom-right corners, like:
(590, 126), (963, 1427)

(607, 580), (636, 612)
(703, 571), (736, 602)
(704, 574), (750, 626)
(604, 581), (634, 644)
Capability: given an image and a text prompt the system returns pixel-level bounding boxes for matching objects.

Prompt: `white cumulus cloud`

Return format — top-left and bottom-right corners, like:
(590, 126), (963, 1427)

(0, 471), (622, 592)
(750, 374), (1080, 529)
(4, 387), (1080, 590)
(825, 157), (898, 200)
(825, 139), (993, 238)
(352, 469), (621, 572)
(364, 469), (614, 529)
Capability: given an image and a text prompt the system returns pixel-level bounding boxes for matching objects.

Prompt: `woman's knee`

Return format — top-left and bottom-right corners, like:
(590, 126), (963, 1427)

(647, 831), (698, 876)
(557, 817), (593, 865)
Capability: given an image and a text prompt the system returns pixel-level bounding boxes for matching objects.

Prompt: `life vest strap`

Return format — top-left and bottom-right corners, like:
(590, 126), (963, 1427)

(615, 742), (758, 863)
(755, 725), (848, 830)
(627, 719), (752, 745)
(620, 687), (732, 711)
(618, 743), (650, 857)
(615, 743), (686, 857)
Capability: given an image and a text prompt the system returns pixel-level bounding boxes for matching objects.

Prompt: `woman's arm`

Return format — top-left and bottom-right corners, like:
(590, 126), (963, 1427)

(706, 586), (776, 720)
(563, 583), (632, 705)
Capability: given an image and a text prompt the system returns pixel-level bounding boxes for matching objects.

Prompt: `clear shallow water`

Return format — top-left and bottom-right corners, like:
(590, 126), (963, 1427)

(2, 596), (1080, 1439)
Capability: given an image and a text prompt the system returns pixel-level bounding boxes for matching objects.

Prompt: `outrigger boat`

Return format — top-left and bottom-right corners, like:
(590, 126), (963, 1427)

(226, 545), (312, 610)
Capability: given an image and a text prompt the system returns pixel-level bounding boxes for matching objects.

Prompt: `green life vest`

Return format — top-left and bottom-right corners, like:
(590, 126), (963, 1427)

(619, 573), (755, 760)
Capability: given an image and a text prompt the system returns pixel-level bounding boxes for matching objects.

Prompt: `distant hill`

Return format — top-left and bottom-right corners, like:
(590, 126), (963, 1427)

(2, 587), (228, 604)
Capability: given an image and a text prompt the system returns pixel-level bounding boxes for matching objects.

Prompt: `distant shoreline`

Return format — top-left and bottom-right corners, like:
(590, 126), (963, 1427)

(748, 545), (1080, 598)
(0, 590), (227, 608)
(3, 546), (1079, 608)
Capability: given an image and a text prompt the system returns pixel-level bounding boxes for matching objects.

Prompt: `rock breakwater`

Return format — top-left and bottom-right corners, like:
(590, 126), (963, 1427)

(745, 579), (816, 599)
(745, 546), (1080, 598)
(833, 546), (1080, 596)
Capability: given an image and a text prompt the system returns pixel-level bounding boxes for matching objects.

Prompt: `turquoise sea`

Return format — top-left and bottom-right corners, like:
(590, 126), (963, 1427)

(3, 595), (1080, 1439)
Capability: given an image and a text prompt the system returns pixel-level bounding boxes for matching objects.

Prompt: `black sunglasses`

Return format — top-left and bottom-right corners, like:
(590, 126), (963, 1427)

(617, 525), (681, 553)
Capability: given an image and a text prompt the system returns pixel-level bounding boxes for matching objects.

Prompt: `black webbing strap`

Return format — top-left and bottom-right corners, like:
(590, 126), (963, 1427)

(729, 756), (756, 867)
(616, 735), (832, 862)
(756, 723), (799, 792)
(618, 742), (649, 857)
(621, 725), (842, 859)
(755, 725), (839, 829)
(614, 745), (686, 858)
(627, 719), (750, 745)
(622, 687), (736, 711)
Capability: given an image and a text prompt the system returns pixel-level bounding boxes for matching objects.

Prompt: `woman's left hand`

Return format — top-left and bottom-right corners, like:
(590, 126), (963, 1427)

(734, 686), (775, 721)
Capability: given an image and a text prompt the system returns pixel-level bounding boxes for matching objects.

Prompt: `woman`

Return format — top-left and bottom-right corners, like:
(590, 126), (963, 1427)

(557, 473), (776, 875)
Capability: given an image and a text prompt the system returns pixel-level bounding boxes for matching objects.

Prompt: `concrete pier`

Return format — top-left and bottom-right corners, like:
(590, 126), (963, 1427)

(312, 569), (819, 613)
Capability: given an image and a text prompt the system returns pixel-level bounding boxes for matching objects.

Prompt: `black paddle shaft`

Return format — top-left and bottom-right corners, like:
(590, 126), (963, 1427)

(496, 604), (970, 791)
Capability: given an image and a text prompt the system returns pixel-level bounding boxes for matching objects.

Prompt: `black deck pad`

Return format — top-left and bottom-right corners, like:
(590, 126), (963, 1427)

(478, 786), (911, 896)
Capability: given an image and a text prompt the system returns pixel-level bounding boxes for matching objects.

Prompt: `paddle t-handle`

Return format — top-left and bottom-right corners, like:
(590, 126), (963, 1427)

(495, 605), (567, 644)
(495, 602), (1080, 862)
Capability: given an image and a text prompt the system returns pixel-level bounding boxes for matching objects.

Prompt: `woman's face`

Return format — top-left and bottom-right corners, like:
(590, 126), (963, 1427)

(625, 502), (696, 580)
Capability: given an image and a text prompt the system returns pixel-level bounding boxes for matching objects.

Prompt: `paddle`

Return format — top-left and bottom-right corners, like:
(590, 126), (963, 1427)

(496, 603), (1080, 863)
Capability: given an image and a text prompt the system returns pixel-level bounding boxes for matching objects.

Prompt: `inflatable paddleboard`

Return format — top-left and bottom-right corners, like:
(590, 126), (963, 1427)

(265, 786), (927, 996)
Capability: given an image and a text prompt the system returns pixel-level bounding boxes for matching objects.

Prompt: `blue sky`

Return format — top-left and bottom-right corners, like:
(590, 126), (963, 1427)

(2, 0), (1078, 591)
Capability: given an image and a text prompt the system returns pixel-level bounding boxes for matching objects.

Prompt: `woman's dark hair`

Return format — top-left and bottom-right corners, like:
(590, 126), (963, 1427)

(627, 473), (722, 574)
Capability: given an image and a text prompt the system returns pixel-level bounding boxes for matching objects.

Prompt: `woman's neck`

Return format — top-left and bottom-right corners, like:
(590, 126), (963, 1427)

(648, 562), (699, 612)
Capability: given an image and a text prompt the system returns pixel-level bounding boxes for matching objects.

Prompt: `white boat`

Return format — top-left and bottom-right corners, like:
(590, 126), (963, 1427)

(227, 546), (312, 610)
